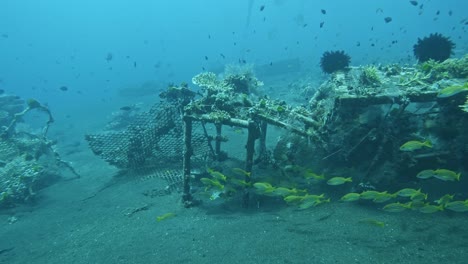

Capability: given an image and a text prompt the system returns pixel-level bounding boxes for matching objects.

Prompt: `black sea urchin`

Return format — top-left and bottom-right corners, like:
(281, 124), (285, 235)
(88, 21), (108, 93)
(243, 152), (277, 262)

(320, 50), (351, 74)
(413, 33), (455, 63)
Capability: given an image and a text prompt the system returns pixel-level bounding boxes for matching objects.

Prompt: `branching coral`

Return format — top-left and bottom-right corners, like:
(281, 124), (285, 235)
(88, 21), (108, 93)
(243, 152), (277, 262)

(359, 66), (381, 86)
(418, 55), (468, 81)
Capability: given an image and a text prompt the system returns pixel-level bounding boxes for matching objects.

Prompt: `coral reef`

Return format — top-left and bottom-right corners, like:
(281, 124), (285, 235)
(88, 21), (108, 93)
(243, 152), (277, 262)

(189, 65), (264, 118)
(0, 94), (78, 208)
(359, 66), (382, 87)
(413, 33), (455, 63)
(418, 54), (468, 81)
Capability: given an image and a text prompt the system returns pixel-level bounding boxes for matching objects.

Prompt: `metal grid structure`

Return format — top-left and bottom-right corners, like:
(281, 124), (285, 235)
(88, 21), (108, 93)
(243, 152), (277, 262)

(85, 101), (211, 188)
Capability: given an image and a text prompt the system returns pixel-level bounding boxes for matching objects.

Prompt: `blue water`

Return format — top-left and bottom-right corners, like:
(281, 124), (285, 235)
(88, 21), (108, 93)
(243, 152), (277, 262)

(1, 1), (468, 263)
(1, 0), (467, 120)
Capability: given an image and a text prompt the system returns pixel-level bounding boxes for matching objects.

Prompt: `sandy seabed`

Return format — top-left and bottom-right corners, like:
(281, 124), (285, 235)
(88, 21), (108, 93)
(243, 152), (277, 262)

(1, 148), (467, 264)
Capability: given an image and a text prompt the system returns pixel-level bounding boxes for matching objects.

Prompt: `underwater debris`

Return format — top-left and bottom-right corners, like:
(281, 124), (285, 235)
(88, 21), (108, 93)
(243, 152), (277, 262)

(0, 94), (78, 208)
(413, 33), (455, 63)
(319, 50), (351, 74)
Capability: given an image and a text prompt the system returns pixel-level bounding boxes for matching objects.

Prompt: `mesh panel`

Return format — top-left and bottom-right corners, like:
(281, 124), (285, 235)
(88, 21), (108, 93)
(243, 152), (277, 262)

(85, 102), (211, 188)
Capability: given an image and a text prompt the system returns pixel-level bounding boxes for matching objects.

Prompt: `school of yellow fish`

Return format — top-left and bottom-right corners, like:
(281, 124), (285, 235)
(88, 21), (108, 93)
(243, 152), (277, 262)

(195, 138), (467, 218)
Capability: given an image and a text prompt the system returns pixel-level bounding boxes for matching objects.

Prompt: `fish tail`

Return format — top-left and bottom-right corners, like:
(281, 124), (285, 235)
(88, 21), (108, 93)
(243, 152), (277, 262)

(456, 173), (461, 181)
(423, 140), (433, 148)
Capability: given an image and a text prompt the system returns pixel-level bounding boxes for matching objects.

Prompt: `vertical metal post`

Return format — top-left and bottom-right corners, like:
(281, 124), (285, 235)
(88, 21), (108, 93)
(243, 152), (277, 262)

(215, 123), (222, 160)
(182, 116), (193, 207)
(258, 121), (268, 164)
(243, 121), (257, 207)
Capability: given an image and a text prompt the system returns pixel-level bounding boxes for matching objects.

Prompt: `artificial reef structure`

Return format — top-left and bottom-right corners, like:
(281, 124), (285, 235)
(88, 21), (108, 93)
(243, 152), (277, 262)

(86, 54), (468, 212)
(0, 95), (79, 208)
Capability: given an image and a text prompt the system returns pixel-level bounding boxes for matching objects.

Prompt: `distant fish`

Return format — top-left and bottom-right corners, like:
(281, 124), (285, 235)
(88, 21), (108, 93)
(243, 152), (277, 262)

(105, 52), (113, 62)
(303, 23), (308, 27)
(436, 10), (440, 15)
(448, 10), (452, 16)
(416, 169), (436, 179)
(326, 177), (352, 186)
(220, 53), (225, 59)
(133, 61), (137, 68)
(320, 21), (324, 28)
(59, 86), (68, 91)
(409, 1), (418, 6)
(359, 219), (385, 227)
(259, 5), (265, 11)
(156, 212), (175, 222)
(321, 9), (326, 14)
(204, 56), (208, 60)
(0, 89), (4, 94)
(120, 106), (132, 111)
(384, 17), (392, 23)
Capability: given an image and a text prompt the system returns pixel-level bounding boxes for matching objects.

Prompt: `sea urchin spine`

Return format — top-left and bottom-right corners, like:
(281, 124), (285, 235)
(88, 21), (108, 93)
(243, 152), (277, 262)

(320, 50), (351, 74)
(413, 33), (455, 63)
